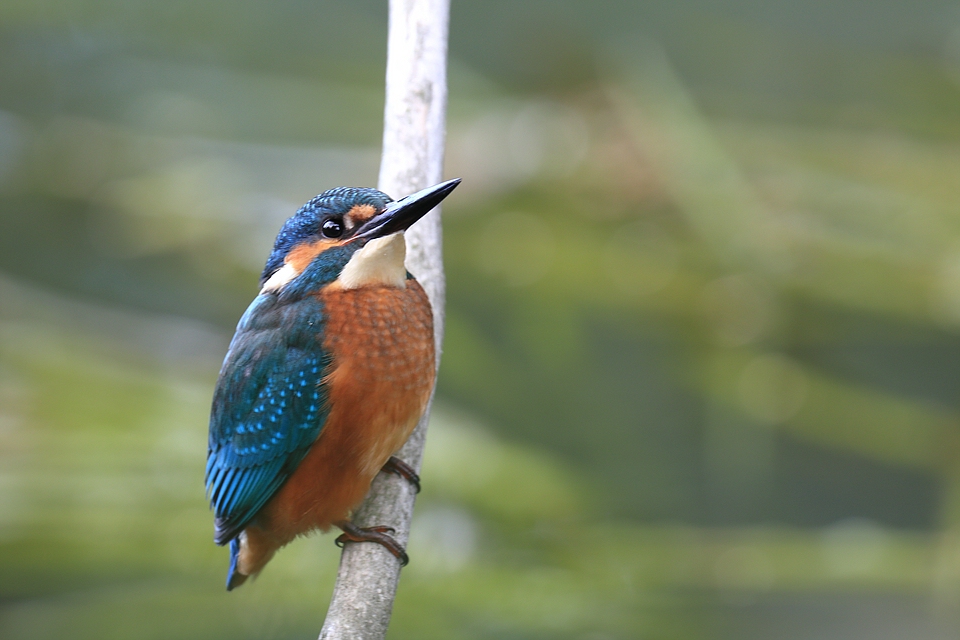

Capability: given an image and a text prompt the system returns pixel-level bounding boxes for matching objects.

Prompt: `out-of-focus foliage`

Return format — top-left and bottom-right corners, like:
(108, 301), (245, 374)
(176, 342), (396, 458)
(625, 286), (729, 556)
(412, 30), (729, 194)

(2, 1), (960, 638)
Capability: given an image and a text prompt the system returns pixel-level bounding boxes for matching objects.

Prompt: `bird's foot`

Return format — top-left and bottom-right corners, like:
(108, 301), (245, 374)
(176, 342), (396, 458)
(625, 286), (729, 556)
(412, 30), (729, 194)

(381, 456), (421, 493)
(335, 522), (409, 566)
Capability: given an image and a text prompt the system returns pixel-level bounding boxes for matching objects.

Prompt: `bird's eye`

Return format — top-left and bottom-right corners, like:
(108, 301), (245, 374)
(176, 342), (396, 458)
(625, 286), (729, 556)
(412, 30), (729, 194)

(321, 218), (344, 238)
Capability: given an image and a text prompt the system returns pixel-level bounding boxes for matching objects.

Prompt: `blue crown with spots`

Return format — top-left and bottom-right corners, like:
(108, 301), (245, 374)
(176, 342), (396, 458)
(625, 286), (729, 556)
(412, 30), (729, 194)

(260, 187), (393, 284)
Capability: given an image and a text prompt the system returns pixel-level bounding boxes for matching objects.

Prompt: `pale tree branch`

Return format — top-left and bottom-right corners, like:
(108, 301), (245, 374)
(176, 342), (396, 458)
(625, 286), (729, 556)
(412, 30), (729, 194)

(318, 0), (450, 638)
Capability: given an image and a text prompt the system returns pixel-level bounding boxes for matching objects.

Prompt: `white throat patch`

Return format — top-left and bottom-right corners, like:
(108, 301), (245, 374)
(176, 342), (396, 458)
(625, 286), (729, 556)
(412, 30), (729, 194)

(260, 261), (299, 293)
(336, 233), (407, 290)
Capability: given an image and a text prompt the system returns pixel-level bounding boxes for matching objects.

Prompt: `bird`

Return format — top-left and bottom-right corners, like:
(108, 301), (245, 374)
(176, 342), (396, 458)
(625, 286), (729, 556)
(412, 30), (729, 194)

(205, 178), (460, 590)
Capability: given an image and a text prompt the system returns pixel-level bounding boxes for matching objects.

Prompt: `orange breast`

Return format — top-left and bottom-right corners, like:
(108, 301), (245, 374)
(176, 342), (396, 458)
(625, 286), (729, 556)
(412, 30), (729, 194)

(252, 280), (435, 546)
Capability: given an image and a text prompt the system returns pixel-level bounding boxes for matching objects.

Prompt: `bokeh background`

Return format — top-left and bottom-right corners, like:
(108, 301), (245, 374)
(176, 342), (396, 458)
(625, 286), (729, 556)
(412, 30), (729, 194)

(2, 1), (960, 638)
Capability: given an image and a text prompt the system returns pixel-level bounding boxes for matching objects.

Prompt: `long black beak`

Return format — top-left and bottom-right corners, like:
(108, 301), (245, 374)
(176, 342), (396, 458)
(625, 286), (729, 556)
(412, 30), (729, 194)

(354, 178), (461, 241)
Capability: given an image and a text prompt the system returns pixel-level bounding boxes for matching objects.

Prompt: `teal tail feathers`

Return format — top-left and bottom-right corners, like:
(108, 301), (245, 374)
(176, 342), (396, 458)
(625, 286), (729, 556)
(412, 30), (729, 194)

(226, 538), (249, 591)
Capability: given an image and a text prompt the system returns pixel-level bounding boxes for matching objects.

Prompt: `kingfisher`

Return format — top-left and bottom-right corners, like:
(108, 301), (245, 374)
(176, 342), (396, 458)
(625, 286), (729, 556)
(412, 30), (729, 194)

(206, 178), (460, 590)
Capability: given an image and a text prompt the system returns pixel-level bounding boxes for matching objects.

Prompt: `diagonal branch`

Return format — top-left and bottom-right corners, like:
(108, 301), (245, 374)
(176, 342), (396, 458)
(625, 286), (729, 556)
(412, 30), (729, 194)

(319, 0), (450, 638)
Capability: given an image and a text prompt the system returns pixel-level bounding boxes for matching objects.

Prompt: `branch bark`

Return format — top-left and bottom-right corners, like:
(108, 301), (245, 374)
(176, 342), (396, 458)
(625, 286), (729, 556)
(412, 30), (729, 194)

(319, 0), (450, 638)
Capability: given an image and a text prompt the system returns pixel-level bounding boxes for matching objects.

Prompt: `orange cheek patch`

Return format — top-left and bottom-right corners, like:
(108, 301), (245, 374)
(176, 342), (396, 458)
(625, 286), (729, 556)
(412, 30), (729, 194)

(347, 204), (377, 225)
(285, 239), (337, 272)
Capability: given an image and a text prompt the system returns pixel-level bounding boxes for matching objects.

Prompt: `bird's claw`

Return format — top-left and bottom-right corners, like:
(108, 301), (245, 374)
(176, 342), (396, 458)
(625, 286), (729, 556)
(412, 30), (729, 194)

(335, 522), (409, 566)
(381, 456), (421, 493)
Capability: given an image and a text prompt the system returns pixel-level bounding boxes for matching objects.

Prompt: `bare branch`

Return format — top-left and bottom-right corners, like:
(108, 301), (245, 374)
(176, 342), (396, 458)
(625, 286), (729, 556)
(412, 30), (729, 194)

(319, 0), (450, 637)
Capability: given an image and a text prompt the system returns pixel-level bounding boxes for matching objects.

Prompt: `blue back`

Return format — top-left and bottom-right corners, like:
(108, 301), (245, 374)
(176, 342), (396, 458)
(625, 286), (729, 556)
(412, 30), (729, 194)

(206, 238), (362, 544)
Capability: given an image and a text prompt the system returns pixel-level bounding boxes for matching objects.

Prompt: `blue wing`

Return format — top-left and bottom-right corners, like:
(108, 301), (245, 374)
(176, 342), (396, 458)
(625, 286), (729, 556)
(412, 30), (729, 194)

(206, 292), (331, 545)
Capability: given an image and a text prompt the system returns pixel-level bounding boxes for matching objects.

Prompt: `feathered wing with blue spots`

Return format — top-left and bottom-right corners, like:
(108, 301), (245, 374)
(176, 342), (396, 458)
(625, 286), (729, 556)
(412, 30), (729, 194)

(206, 292), (331, 545)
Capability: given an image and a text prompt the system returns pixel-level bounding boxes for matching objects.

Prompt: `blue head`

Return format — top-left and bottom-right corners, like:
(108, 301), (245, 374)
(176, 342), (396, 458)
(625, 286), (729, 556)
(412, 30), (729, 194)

(258, 179), (460, 296)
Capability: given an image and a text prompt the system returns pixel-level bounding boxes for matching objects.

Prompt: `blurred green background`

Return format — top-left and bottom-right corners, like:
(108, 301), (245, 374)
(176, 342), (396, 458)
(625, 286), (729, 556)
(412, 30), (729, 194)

(2, 1), (960, 638)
